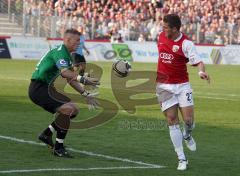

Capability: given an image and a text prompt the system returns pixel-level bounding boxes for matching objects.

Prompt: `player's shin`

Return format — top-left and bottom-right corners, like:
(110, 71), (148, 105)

(42, 123), (55, 136)
(54, 113), (71, 149)
(169, 124), (186, 160)
(183, 121), (195, 138)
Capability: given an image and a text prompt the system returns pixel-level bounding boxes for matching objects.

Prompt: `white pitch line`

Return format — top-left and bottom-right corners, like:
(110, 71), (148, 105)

(0, 166), (161, 174)
(195, 95), (239, 101)
(0, 135), (45, 146)
(195, 92), (240, 97)
(68, 148), (162, 168)
(0, 135), (164, 168)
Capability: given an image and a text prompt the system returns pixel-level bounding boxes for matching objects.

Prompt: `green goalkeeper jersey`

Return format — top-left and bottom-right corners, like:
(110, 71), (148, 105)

(31, 44), (72, 84)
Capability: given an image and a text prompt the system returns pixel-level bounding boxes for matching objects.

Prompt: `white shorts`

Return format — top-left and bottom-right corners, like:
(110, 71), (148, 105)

(156, 82), (194, 111)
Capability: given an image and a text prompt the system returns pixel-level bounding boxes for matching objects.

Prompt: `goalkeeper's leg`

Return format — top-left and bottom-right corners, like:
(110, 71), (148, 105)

(40, 103), (79, 157)
(53, 103), (79, 158)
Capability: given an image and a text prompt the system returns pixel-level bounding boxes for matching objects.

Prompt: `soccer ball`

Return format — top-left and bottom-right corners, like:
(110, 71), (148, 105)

(112, 60), (132, 77)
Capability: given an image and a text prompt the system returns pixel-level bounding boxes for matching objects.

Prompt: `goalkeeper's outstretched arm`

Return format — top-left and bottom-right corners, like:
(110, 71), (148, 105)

(60, 68), (99, 109)
(60, 68), (100, 86)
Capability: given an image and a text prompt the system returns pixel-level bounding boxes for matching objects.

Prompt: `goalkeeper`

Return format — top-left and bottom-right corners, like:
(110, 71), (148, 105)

(28, 29), (100, 158)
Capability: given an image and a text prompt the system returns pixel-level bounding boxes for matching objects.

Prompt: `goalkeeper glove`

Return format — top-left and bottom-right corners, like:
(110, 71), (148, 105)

(77, 75), (100, 86)
(81, 90), (99, 110)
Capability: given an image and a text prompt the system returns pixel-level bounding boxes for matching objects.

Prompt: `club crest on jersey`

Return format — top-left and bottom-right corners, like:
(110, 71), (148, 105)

(172, 45), (179, 52)
(59, 59), (67, 66)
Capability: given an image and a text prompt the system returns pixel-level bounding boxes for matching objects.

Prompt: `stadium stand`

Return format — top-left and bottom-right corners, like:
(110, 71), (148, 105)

(0, 0), (239, 44)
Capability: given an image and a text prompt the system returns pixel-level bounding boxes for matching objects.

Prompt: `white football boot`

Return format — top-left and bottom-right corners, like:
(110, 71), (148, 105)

(177, 160), (188, 171)
(184, 135), (196, 151)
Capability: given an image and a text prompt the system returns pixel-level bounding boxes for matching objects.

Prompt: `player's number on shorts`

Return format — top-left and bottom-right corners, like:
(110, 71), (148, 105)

(186, 92), (192, 102)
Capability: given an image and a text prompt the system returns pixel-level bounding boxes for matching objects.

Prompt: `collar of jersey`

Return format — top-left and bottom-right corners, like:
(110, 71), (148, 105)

(174, 32), (183, 42)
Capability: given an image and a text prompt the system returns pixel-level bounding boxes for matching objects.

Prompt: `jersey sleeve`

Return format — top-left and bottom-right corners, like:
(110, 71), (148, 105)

(55, 58), (71, 69)
(53, 45), (72, 70)
(182, 39), (202, 65)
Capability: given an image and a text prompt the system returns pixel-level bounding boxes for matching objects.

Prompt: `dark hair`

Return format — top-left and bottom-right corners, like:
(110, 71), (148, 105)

(64, 28), (81, 36)
(163, 14), (181, 31)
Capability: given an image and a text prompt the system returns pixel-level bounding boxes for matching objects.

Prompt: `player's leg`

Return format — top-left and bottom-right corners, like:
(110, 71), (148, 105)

(179, 106), (196, 151)
(29, 80), (56, 148)
(178, 83), (196, 151)
(164, 105), (186, 159)
(39, 102), (79, 156)
(29, 80), (78, 156)
(53, 102), (79, 157)
(156, 83), (187, 170)
(38, 122), (55, 149)
(164, 106), (188, 170)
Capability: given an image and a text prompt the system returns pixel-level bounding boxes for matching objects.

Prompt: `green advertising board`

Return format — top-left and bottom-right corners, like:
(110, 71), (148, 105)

(111, 43), (133, 62)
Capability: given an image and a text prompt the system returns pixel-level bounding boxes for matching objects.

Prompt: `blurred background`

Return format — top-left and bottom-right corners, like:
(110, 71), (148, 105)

(0, 1), (240, 175)
(1, 0), (240, 44)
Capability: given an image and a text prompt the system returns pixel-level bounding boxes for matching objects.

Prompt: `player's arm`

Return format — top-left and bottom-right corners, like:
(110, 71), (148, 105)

(55, 57), (99, 85)
(65, 76), (86, 95)
(61, 68), (99, 109)
(182, 40), (210, 83)
(196, 61), (210, 82)
(60, 68), (99, 87)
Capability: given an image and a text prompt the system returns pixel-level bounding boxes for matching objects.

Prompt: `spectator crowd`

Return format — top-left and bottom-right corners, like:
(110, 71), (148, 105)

(10, 0), (240, 44)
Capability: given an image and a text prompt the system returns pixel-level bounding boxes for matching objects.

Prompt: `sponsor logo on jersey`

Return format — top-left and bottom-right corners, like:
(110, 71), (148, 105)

(159, 53), (174, 60)
(172, 45), (179, 52)
(159, 53), (174, 64)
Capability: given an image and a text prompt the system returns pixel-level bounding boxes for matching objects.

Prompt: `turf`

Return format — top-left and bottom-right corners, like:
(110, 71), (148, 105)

(0, 59), (239, 176)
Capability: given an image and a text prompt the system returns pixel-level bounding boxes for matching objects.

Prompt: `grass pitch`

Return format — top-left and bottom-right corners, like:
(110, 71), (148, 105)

(0, 59), (239, 176)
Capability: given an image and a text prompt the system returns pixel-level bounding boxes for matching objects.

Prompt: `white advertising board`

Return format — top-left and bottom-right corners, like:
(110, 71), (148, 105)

(6, 37), (240, 65)
(84, 42), (113, 61)
(125, 41), (158, 63)
(220, 45), (240, 65)
(85, 41), (158, 62)
(6, 37), (49, 59)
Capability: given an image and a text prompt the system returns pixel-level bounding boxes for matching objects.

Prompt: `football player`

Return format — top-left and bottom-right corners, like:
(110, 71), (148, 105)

(29, 29), (99, 158)
(156, 14), (210, 170)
